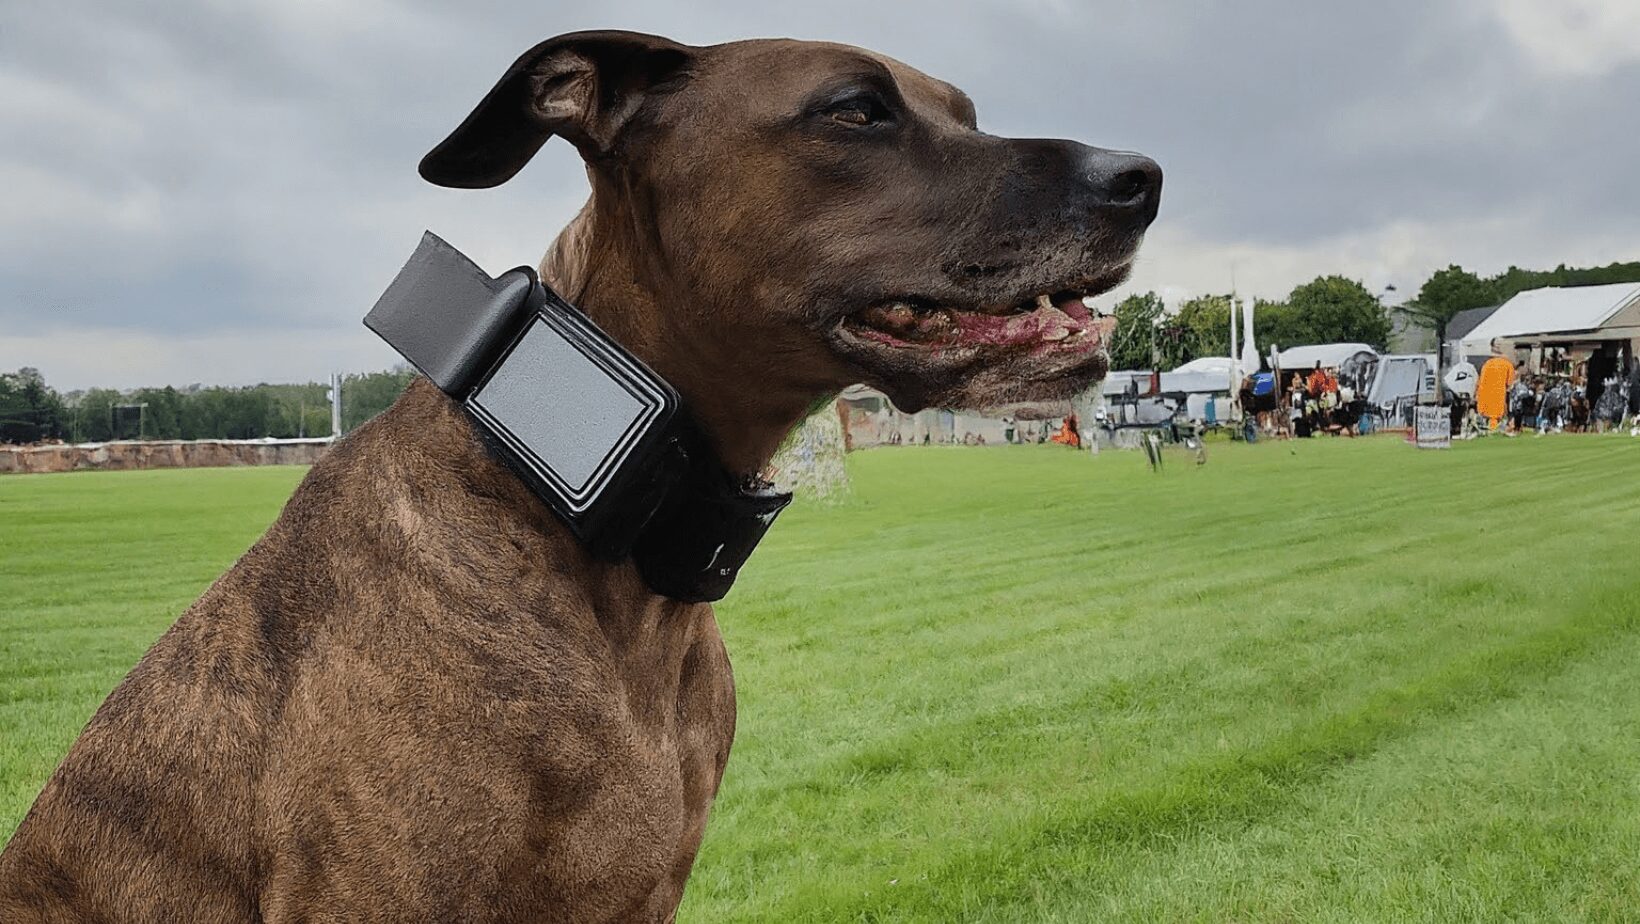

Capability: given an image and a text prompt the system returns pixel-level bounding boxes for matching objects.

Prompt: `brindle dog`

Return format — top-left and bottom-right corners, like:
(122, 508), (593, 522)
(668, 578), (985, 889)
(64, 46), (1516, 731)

(0, 30), (1159, 923)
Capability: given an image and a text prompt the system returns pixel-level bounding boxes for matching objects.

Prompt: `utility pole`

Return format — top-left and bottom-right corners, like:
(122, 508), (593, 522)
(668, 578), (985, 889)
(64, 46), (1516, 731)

(329, 372), (343, 438)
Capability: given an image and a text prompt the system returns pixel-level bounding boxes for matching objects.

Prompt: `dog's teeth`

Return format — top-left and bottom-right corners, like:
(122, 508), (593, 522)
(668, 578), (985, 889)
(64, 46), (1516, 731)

(1035, 294), (1054, 312)
(861, 302), (919, 334)
(919, 309), (955, 333)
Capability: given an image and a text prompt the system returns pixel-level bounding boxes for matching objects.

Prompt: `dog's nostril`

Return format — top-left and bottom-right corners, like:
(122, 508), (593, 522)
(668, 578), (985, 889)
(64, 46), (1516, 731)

(1084, 152), (1161, 213)
(962, 263), (989, 277)
(1109, 168), (1154, 204)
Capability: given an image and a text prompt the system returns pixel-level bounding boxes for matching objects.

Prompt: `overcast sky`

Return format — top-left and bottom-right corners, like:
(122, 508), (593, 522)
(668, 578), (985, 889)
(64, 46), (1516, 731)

(4, 0), (1638, 389)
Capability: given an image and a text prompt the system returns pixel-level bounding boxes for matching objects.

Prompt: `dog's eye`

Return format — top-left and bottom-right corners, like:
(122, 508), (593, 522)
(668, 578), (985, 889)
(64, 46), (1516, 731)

(826, 95), (891, 127)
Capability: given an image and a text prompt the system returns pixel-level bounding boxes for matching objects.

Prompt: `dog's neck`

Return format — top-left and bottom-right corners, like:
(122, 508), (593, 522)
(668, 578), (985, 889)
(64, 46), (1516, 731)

(538, 195), (825, 477)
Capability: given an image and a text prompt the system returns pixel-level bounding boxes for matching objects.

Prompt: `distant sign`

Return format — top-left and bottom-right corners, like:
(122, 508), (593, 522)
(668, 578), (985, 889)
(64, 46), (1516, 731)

(1414, 406), (1450, 449)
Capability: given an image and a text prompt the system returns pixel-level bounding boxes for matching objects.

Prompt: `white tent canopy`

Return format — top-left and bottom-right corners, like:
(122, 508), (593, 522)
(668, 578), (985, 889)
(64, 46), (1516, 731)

(1277, 343), (1377, 371)
(1173, 356), (1237, 376)
(1458, 282), (1640, 355)
(1100, 369), (1231, 397)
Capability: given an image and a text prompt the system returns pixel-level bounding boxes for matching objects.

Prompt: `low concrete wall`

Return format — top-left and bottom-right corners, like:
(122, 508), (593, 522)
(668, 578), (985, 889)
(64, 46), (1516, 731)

(0, 439), (331, 474)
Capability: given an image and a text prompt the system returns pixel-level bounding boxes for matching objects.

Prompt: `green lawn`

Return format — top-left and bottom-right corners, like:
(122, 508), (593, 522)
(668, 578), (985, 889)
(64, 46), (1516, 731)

(3, 437), (1639, 921)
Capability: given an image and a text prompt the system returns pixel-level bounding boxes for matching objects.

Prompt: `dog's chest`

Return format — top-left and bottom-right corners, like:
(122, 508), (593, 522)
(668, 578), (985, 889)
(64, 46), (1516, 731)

(256, 588), (738, 923)
(475, 604), (738, 920)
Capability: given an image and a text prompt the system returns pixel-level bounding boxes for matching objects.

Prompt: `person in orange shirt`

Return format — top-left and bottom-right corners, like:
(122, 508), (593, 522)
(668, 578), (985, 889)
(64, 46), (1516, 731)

(1475, 352), (1517, 430)
(1307, 362), (1328, 396)
(1050, 413), (1081, 448)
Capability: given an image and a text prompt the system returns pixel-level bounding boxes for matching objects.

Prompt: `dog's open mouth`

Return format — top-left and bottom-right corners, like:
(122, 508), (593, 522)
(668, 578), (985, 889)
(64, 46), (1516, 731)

(837, 271), (1126, 356)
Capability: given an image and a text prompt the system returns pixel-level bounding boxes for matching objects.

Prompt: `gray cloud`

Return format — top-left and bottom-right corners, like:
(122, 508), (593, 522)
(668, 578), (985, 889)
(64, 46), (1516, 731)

(2, 0), (1636, 388)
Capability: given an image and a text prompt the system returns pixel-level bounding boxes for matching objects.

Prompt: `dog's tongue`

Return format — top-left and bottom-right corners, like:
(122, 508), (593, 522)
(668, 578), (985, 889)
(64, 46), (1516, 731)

(1062, 295), (1117, 342)
(952, 297), (1111, 351)
(954, 306), (1076, 347)
(1057, 294), (1093, 322)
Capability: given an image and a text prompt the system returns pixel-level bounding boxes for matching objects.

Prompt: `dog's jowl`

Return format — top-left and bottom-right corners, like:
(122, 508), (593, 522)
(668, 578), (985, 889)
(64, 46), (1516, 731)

(0, 31), (1158, 923)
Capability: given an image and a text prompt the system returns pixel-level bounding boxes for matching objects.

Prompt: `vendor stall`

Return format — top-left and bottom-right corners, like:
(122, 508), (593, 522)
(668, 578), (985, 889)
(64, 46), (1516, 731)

(1456, 282), (1640, 426)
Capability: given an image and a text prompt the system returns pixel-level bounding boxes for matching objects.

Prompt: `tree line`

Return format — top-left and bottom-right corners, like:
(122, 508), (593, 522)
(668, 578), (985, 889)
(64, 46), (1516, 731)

(1105, 260), (1640, 372)
(0, 368), (415, 445)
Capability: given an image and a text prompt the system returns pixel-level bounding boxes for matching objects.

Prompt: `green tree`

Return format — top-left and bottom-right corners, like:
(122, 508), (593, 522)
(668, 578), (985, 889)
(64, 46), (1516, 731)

(132, 386), (185, 439)
(0, 368), (67, 444)
(74, 388), (122, 442)
(1187, 294), (1234, 359)
(1396, 265), (1496, 346)
(1158, 294), (1233, 369)
(1251, 298), (1307, 357)
(1106, 291), (1164, 370)
(1282, 276), (1391, 350)
(341, 368), (416, 431)
(1488, 260), (1640, 302)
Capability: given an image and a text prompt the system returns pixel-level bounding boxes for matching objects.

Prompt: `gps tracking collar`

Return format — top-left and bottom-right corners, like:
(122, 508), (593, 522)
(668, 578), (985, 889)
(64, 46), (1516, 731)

(365, 231), (791, 603)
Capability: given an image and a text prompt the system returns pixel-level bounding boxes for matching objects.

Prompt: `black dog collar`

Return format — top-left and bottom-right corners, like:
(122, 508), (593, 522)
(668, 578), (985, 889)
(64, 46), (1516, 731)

(365, 231), (790, 603)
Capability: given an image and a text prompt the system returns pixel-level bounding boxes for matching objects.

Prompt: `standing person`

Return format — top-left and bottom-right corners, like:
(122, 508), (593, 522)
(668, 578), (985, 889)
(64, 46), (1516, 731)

(1307, 362), (1328, 397)
(1511, 361), (1533, 433)
(1237, 375), (1257, 434)
(1251, 370), (1277, 432)
(1476, 352), (1517, 432)
(1508, 373), (1535, 434)
(1628, 359), (1640, 428)
(1290, 374), (1313, 438)
(1306, 362), (1329, 434)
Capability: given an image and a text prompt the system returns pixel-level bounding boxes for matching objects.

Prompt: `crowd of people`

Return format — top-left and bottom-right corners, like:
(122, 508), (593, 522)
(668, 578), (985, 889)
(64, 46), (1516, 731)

(1237, 362), (1368, 439)
(1236, 352), (1640, 441)
(1464, 353), (1639, 435)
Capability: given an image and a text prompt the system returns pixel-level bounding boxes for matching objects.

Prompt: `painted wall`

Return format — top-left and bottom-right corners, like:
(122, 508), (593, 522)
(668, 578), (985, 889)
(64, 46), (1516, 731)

(0, 439), (331, 474)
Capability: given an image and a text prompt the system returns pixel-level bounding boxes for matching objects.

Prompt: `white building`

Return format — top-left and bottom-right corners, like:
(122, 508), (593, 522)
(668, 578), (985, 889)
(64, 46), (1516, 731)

(1457, 282), (1640, 407)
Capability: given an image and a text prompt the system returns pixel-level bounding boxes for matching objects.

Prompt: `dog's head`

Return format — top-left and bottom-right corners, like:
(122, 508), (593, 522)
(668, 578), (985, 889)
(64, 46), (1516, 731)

(422, 31), (1160, 413)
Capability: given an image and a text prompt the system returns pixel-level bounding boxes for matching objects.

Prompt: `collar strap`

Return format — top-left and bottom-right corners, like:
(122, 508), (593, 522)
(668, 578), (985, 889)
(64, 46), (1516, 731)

(365, 231), (790, 603)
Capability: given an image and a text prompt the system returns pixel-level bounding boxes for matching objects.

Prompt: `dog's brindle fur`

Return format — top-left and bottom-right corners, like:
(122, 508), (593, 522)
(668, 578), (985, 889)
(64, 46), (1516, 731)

(0, 32), (1158, 922)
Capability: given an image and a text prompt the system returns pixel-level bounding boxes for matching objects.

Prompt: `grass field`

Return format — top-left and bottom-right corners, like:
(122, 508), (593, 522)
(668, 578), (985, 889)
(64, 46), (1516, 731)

(3, 436), (1640, 921)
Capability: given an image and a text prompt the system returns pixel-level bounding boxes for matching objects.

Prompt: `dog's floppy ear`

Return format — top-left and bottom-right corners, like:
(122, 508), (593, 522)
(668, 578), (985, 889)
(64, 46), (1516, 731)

(419, 31), (694, 188)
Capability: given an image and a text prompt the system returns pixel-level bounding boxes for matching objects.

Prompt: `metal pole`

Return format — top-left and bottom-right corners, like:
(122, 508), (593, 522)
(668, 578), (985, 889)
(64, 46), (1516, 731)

(330, 372), (343, 438)
(1434, 320), (1446, 405)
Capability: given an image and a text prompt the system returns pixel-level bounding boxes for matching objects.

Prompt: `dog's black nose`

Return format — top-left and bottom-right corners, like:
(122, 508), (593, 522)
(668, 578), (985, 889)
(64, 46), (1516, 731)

(1003, 139), (1163, 233)
(1081, 149), (1162, 225)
